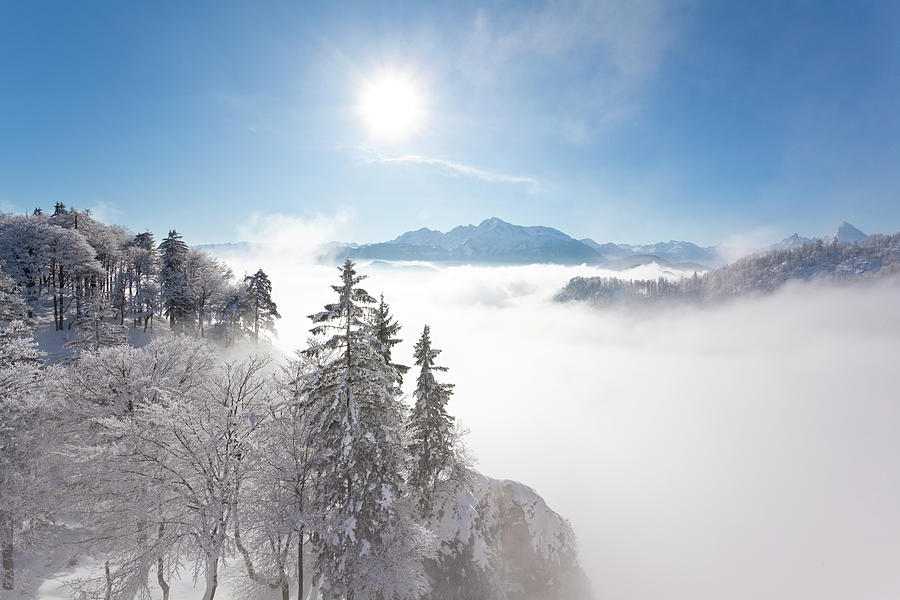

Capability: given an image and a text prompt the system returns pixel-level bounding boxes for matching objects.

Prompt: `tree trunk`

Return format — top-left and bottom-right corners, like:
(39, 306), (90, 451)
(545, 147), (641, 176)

(104, 560), (112, 600)
(1, 517), (13, 591)
(75, 277), (83, 318)
(202, 556), (218, 600)
(254, 300), (260, 342)
(157, 556), (169, 600)
(297, 526), (304, 600)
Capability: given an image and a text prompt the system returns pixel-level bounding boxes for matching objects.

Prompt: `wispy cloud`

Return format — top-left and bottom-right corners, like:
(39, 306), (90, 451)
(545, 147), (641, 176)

(460, 0), (681, 138)
(0, 199), (19, 214)
(363, 150), (541, 192)
(87, 200), (122, 224)
(718, 225), (780, 263)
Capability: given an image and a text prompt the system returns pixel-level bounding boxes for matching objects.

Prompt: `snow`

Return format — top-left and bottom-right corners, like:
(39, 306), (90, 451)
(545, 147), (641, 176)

(832, 221), (868, 243)
(430, 470), (580, 570)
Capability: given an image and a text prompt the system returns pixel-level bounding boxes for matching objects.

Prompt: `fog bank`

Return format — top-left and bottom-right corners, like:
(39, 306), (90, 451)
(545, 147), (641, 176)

(217, 237), (900, 600)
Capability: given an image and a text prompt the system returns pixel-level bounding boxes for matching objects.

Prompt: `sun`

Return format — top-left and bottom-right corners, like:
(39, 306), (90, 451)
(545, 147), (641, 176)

(357, 70), (426, 141)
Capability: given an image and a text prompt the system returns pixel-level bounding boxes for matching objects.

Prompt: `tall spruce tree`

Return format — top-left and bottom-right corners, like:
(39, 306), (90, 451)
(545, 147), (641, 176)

(158, 230), (192, 332)
(244, 269), (280, 342)
(407, 325), (460, 516)
(300, 259), (432, 600)
(369, 294), (409, 385)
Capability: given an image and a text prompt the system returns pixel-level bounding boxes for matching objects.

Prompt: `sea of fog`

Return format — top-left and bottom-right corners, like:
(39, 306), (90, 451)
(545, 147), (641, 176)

(213, 229), (900, 600)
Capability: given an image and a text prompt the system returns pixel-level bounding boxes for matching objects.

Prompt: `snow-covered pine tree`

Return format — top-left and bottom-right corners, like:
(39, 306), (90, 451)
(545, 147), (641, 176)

(301, 258), (433, 600)
(244, 269), (280, 342)
(65, 295), (128, 354)
(369, 294), (409, 385)
(407, 325), (462, 516)
(158, 230), (193, 333)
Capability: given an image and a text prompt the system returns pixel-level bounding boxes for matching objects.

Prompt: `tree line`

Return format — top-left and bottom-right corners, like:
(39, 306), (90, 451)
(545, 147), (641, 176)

(0, 204), (280, 346)
(556, 232), (900, 306)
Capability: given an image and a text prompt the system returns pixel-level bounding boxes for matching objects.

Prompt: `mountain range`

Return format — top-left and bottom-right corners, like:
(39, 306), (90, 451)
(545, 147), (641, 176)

(771, 221), (868, 249)
(331, 217), (721, 269)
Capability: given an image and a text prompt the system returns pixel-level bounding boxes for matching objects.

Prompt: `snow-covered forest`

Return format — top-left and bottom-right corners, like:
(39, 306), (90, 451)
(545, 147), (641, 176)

(0, 206), (590, 600)
(555, 233), (900, 306)
(0, 204), (280, 349)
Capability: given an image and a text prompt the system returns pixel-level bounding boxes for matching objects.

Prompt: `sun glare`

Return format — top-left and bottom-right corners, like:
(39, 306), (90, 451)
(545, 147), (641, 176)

(357, 70), (426, 141)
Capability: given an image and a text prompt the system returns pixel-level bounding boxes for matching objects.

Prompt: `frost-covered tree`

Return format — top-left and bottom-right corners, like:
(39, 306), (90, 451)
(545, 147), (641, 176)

(244, 269), (280, 342)
(128, 232), (159, 331)
(134, 357), (273, 600)
(159, 230), (193, 332)
(65, 295), (128, 354)
(0, 216), (54, 311)
(217, 288), (251, 346)
(232, 356), (320, 600)
(46, 225), (102, 330)
(0, 262), (27, 322)
(185, 249), (233, 338)
(407, 325), (463, 516)
(368, 294), (409, 385)
(62, 338), (218, 600)
(0, 266), (46, 592)
(301, 258), (433, 600)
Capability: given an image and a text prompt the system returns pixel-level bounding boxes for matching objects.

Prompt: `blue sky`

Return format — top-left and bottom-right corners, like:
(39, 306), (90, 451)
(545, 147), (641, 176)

(1, 0), (898, 246)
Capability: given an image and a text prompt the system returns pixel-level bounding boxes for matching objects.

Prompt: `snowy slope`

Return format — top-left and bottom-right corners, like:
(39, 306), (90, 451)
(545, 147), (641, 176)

(831, 221), (868, 243)
(29, 471), (591, 600)
(771, 221), (867, 250)
(558, 231), (900, 307)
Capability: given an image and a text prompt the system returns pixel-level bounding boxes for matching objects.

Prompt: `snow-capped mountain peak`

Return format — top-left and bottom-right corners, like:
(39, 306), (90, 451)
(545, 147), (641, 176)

(772, 233), (815, 249)
(832, 221), (867, 243)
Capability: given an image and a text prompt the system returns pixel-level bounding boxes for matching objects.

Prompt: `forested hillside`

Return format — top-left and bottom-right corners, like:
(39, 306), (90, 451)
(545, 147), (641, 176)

(0, 204), (279, 348)
(0, 206), (590, 600)
(556, 233), (900, 307)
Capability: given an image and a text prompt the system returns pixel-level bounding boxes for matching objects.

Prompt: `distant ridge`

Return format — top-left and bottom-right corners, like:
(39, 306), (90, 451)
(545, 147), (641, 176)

(771, 221), (868, 250)
(200, 219), (873, 271)
(330, 217), (722, 269)
(558, 228), (900, 307)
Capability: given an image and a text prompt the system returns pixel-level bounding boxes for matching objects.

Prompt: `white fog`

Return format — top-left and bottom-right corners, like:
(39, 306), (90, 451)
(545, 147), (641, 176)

(217, 224), (900, 600)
